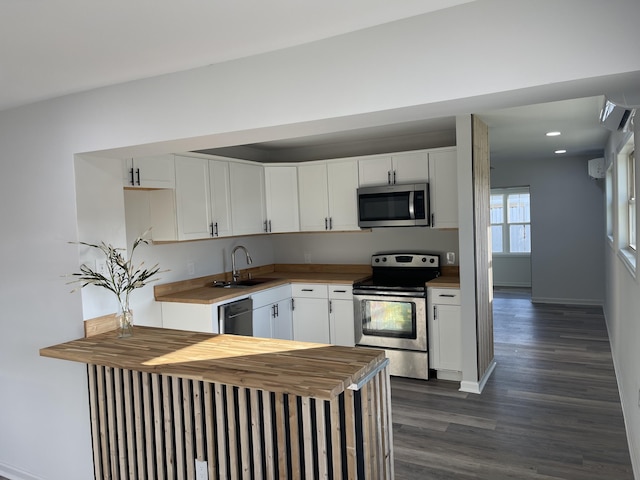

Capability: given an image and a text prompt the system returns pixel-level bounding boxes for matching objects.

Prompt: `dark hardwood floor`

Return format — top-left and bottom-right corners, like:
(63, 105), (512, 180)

(392, 288), (634, 480)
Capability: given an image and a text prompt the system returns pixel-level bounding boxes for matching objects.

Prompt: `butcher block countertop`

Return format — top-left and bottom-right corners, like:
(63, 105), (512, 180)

(427, 275), (461, 288)
(154, 263), (372, 305)
(40, 326), (387, 400)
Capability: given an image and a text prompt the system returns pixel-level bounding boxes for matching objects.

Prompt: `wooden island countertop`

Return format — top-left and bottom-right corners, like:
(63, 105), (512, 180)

(40, 326), (387, 400)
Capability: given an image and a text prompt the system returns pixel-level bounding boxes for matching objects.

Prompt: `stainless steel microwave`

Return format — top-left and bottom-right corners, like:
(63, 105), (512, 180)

(357, 183), (430, 227)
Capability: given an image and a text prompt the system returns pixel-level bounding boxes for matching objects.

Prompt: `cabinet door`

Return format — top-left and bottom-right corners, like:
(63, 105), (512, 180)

(292, 297), (330, 343)
(358, 156), (392, 186)
(208, 159), (233, 237)
(298, 163), (329, 231)
(273, 299), (293, 340)
(392, 151), (429, 184)
(174, 156), (212, 240)
(265, 166), (300, 233)
(428, 148), (458, 229)
(327, 159), (359, 231)
(252, 304), (273, 339)
(124, 155), (176, 188)
(229, 162), (266, 235)
(433, 304), (462, 371)
(329, 299), (355, 346)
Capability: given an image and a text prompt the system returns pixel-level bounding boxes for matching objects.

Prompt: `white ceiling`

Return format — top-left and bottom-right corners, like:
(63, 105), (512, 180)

(0, 0), (472, 112)
(0, 0), (627, 163)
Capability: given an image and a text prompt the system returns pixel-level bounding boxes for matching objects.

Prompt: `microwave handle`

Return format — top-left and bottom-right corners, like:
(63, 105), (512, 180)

(408, 191), (415, 219)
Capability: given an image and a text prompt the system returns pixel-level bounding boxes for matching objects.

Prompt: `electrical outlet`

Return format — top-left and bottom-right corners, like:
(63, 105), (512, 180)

(304, 253), (312, 264)
(195, 459), (208, 480)
(187, 262), (195, 275)
(95, 260), (107, 275)
(446, 252), (455, 265)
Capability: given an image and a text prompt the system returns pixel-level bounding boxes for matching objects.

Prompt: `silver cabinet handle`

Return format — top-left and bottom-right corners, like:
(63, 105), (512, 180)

(135, 168), (141, 186)
(439, 294), (456, 298)
(387, 170), (391, 184)
(433, 305), (438, 320)
(129, 167), (135, 186)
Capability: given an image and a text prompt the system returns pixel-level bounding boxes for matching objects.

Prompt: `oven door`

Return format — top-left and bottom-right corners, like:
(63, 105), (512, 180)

(354, 293), (427, 351)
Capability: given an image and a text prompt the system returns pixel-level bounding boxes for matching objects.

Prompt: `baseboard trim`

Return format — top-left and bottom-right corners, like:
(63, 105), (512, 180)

(531, 296), (603, 307)
(493, 282), (532, 288)
(459, 359), (497, 394)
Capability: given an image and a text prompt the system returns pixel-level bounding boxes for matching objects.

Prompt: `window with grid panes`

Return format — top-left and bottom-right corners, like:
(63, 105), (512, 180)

(490, 187), (531, 254)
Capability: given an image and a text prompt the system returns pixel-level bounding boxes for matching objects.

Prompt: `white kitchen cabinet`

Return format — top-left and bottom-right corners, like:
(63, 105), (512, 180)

(328, 285), (355, 347)
(251, 285), (293, 340)
(174, 155), (212, 240)
(428, 148), (458, 229)
(123, 154), (175, 188)
(428, 288), (462, 376)
(208, 159), (233, 238)
(298, 159), (359, 232)
(292, 284), (330, 343)
(358, 151), (429, 186)
(161, 300), (225, 334)
(264, 165), (299, 233)
(327, 160), (360, 231)
(229, 161), (266, 235)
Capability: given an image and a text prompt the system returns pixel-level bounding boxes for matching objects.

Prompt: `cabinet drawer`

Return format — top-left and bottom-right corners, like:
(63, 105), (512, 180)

(328, 284), (353, 300)
(429, 288), (460, 305)
(292, 283), (328, 299)
(251, 285), (292, 309)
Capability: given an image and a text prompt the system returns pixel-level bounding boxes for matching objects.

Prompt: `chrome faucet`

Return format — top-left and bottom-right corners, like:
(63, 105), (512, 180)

(231, 245), (253, 283)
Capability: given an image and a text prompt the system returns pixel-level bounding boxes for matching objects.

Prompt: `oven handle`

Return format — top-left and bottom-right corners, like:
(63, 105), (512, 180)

(353, 289), (426, 298)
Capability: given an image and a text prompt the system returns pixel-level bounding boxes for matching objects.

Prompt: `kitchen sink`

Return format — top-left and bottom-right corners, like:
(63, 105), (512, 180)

(210, 278), (275, 289)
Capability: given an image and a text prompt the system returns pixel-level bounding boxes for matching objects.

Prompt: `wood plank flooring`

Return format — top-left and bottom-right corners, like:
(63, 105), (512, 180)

(392, 288), (634, 479)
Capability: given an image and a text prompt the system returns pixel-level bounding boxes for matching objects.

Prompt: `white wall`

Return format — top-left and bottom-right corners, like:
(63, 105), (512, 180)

(604, 123), (640, 476)
(1, 1), (640, 478)
(491, 156), (606, 305)
(492, 255), (532, 287)
(273, 228), (458, 265)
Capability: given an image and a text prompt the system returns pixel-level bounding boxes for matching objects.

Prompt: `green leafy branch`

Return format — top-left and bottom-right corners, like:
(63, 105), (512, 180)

(66, 230), (165, 310)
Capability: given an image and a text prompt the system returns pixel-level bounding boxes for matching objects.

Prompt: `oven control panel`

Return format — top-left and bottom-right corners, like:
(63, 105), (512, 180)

(371, 253), (439, 268)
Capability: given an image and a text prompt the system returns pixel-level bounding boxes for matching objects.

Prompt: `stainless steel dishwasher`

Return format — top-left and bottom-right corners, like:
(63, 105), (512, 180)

(218, 297), (253, 336)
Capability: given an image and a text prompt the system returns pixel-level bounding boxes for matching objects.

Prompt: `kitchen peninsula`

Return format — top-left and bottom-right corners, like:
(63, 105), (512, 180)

(40, 326), (393, 479)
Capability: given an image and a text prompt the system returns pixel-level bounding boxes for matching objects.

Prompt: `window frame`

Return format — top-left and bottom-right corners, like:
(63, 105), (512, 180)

(615, 133), (636, 275)
(490, 187), (531, 256)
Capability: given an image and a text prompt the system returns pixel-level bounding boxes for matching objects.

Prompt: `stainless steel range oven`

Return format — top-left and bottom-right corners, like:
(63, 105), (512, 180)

(354, 253), (440, 380)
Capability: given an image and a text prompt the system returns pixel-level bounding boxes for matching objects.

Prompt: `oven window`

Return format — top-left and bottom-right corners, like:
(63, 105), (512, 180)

(362, 300), (416, 339)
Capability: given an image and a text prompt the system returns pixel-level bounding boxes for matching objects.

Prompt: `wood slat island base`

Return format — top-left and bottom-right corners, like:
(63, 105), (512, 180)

(40, 326), (394, 479)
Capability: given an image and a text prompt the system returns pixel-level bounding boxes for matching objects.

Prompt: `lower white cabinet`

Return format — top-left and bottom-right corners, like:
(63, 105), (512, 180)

(428, 288), (462, 375)
(292, 283), (355, 345)
(292, 284), (330, 343)
(329, 285), (355, 347)
(251, 285), (293, 340)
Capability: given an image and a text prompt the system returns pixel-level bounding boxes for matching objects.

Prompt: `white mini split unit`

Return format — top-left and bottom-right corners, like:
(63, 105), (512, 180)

(599, 94), (637, 132)
(588, 157), (605, 179)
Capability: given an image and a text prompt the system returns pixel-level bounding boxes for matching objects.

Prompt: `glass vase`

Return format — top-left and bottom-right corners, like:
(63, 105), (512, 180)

(117, 308), (133, 338)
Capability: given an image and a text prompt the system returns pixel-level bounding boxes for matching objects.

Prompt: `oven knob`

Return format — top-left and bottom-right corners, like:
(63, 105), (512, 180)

(382, 257), (387, 262)
(429, 258), (435, 263)
(421, 257), (427, 262)
(375, 258), (380, 263)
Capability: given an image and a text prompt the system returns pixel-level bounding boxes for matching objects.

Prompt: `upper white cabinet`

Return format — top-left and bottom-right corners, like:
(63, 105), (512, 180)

(123, 155), (175, 188)
(428, 148), (458, 229)
(358, 151), (429, 186)
(229, 162), (266, 236)
(298, 158), (359, 232)
(173, 155), (233, 241)
(174, 156), (212, 240)
(208, 159), (233, 238)
(264, 165), (300, 233)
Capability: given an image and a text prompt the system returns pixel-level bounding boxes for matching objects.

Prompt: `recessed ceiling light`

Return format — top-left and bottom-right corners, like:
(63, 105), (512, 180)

(555, 149), (567, 154)
(546, 131), (561, 136)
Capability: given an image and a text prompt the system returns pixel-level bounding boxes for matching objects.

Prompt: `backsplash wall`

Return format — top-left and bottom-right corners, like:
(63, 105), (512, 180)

(272, 228), (459, 265)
